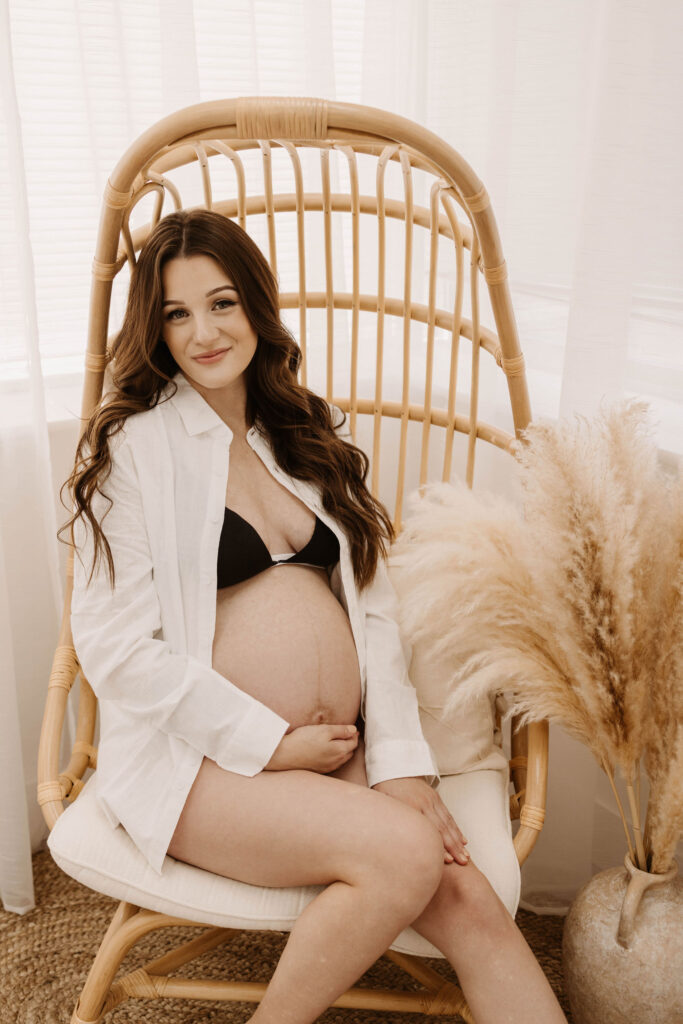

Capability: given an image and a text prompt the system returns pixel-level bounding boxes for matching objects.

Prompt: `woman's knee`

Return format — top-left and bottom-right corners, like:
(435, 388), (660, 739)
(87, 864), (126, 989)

(354, 797), (444, 906)
(433, 859), (513, 931)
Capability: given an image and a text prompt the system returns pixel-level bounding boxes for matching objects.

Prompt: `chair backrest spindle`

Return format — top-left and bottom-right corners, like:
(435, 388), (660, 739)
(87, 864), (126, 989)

(391, 150), (414, 527)
(372, 144), (397, 496)
(260, 141), (278, 278)
(321, 147), (335, 404)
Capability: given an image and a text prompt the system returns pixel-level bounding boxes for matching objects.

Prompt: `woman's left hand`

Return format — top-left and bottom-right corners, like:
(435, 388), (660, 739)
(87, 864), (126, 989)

(371, 777), (470, 865)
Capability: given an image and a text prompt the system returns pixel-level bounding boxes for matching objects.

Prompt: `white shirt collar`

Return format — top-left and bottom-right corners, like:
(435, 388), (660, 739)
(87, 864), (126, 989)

(162, 370), (261, 441)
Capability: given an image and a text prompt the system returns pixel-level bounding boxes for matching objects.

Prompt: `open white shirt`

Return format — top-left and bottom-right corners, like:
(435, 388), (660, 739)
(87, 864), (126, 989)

(70, 370), (440, 875)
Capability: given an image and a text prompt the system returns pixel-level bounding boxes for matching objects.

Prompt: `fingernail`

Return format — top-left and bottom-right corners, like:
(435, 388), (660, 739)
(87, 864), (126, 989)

(347, 725), (356, 734)
(445, 854), (454, 862)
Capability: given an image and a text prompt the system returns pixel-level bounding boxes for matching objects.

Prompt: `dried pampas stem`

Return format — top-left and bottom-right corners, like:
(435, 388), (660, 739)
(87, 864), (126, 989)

(625, 776), (647, 870)
(642, 795), (655, 868)
(601, 757), (636, 865)
(635, 758), (641, 833)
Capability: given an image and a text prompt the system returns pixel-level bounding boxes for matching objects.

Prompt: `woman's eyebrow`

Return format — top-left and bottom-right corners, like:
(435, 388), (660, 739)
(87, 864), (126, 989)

(162, 285), (237, 307)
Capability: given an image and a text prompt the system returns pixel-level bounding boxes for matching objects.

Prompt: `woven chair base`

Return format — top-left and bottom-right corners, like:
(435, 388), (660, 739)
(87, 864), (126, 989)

(71, 902), (474, 1024)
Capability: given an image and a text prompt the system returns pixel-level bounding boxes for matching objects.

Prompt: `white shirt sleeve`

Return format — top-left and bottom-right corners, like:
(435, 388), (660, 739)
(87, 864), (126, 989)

(328, 404), (440, 789)
(70, 432), (289, 776)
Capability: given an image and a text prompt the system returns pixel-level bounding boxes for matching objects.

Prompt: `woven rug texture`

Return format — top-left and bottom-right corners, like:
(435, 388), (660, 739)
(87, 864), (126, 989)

(0, 849), (573, 1023)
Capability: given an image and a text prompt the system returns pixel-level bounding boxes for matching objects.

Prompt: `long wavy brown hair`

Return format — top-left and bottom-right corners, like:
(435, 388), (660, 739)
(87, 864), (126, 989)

(58, 209), (394, 591)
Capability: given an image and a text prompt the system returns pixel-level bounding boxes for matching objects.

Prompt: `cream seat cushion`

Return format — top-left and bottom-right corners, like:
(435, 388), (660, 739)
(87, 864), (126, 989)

(47, 768), (520, 959)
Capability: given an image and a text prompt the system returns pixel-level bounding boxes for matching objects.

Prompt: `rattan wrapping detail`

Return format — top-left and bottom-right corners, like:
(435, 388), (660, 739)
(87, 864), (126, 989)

(425, 980), (472, 1018)
(235, 96), (328, 140)
(118, 967), (163, 999)
(48, 646), (79, 691)
(509, 755), (528, 770)
(483, 260), (508, 285)
(104, 180), (133, 210)
(91, 258), (119, 282)
(37, 780), (64, 806)
(84, 351), (109, 372)
(496, 351), (527, 377)
(46, 675), (72, 693)
(520, 804), (546, 831)
(459, 184), (490, 213)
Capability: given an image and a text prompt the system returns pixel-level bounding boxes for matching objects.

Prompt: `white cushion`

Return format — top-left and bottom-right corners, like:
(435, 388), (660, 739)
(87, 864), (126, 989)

(48, 769), (519, 959)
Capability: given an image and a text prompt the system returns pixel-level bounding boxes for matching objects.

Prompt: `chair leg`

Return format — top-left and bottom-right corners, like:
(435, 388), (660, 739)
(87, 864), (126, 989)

(383, 949), (475, 1023)
(71, 901), (136, 1023)
(71, 901), (224, 1023)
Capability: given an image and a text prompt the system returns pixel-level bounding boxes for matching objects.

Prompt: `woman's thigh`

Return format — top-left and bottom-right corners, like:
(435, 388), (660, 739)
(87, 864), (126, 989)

(167, 742), (436, 890)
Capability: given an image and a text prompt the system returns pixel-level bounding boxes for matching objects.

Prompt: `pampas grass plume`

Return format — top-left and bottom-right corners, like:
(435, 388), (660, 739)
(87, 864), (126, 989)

(392, 401), (682, 873)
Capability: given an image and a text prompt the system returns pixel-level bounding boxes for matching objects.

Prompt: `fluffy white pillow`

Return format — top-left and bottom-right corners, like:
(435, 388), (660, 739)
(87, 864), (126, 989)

(387, 483), (510, 777)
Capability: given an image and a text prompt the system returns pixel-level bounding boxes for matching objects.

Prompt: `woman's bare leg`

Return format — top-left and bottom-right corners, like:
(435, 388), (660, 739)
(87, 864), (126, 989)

(410, 861), (567, 1024)
(167, 752), (444, 1024)
(330, 745), (567, 1024)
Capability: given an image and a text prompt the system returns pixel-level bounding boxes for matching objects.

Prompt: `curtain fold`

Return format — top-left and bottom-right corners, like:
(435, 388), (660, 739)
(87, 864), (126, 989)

(2, 0), (681, 916)
(1, 0), (69, 915)
(0, 529), (35, 915)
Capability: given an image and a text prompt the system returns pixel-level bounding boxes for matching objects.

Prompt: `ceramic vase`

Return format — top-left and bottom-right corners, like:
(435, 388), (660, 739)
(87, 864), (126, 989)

(561, 853), (682, 1024)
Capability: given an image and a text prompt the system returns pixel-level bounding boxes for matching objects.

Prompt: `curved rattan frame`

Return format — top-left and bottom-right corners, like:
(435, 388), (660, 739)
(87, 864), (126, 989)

(38, 97), (549, 1024)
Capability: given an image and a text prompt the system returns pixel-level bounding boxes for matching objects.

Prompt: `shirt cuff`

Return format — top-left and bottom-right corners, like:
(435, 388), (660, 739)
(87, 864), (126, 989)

(365, 739), (440, 789)
(215, 702), (290, 776)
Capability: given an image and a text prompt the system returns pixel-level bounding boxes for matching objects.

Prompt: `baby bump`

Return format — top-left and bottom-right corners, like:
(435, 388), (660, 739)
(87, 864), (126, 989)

(212, 565), (362, 728)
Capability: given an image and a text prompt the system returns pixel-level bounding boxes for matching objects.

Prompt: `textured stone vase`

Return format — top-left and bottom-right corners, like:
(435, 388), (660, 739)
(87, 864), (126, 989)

(562, 853), (682, 1024)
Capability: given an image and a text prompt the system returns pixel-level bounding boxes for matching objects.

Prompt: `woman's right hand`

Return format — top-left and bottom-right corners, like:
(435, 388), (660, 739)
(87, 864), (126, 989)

(265, 723), (359, 773)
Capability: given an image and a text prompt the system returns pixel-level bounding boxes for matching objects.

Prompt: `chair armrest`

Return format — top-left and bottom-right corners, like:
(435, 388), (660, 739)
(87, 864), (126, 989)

(512, 720), (549, 866)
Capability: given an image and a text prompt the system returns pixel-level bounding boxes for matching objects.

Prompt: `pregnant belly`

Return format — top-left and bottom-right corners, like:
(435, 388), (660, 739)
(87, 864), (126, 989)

(211, 564), (362, 729)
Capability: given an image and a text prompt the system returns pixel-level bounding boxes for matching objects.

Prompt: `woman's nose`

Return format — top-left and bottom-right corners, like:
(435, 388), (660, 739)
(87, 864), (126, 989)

(194, 313), (219, 342)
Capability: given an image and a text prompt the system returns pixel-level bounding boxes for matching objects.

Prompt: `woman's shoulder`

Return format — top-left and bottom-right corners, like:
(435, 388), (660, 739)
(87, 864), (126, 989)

(114, 388), (174, 446)
(96, 406), (167, 482)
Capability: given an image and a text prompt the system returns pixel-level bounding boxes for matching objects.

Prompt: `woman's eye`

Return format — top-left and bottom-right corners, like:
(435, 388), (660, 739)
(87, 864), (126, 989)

(215, 299), (236, 309)
(165, 309), (187, 321)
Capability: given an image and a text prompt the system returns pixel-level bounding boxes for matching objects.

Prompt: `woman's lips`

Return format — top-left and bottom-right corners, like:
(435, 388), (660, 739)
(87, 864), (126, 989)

(193, 348), (229, 363)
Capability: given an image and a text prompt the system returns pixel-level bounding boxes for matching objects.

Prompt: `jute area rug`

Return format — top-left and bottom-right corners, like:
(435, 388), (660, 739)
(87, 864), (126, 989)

(0, 849), (573, 1024)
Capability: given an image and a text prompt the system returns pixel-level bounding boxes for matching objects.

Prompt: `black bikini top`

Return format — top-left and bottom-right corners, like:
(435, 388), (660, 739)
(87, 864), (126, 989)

(217, 506), (340, 588)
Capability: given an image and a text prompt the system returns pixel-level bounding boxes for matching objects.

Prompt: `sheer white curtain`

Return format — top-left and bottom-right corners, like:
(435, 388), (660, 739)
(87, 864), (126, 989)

(1, 0), (681, 916)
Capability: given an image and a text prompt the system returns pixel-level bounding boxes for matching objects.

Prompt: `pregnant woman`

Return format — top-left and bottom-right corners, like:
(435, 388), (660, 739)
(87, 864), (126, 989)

(63, 209), (567, 1024)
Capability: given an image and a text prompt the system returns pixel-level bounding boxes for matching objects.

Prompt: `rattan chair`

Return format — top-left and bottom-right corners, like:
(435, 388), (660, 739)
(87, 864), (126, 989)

(37, 97), (549, 1024)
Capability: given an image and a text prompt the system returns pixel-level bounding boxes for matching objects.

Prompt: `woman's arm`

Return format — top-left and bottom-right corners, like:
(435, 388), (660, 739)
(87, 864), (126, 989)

(70, 432), (289, 777)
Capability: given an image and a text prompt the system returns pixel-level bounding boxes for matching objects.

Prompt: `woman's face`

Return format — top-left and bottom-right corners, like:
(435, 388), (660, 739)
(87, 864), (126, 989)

(160, 254), (258, 397)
